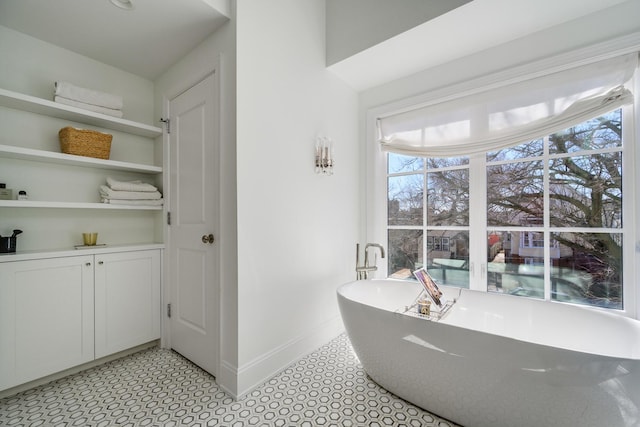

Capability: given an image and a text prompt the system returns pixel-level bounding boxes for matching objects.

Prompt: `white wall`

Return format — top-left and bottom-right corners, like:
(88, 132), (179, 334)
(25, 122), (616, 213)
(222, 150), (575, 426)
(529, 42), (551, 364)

(153, 16), (239, 396)
(155, 0), (360, 398)
(0, 25), (159, 251)
(236, 0), (359, 396)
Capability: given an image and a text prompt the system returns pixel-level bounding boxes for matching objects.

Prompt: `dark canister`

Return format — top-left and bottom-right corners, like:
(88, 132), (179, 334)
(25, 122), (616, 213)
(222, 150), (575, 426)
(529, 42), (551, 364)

(0, 230), (22, 253)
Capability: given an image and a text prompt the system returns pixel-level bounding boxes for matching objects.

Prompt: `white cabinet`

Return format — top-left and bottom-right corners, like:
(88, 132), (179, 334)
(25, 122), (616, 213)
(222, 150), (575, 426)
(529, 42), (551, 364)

(94, 250), (161, 358)
(0, 255), (95, 390)
(0, 247), (162, 392)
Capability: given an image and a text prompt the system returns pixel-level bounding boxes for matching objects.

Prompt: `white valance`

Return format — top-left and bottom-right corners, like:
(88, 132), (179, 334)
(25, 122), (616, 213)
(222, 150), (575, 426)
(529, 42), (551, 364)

(378, 53), (637, 157)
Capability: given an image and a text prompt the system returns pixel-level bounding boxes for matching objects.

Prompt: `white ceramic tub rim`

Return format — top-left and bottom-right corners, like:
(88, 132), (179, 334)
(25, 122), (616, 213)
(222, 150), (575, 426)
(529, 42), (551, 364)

(337, 279), (640, 360)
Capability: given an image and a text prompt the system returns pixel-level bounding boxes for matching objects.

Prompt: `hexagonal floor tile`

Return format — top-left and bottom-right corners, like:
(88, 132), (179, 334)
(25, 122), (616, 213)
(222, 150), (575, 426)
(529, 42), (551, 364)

(0, 334), (459, 427)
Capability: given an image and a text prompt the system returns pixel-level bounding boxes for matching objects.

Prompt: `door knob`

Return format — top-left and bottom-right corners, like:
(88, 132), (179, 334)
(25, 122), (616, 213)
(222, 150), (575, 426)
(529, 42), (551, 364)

(202, 234), (214, 244)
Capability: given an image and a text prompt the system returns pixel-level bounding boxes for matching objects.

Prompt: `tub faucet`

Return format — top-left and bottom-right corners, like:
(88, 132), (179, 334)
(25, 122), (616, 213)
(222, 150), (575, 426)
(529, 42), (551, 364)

(365, 243), (385, 265)
(356, 243), (386, 280)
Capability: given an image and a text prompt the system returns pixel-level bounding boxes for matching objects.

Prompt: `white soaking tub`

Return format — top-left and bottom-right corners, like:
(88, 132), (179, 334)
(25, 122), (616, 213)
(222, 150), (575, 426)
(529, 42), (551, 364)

(337, 279), (640, 427)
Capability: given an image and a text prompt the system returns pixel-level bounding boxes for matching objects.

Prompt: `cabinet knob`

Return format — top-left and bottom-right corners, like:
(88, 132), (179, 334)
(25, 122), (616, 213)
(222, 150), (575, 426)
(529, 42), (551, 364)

(98, 261), (104, 265)
(202, 234), (215, 244)
(85, 262), (91, 266)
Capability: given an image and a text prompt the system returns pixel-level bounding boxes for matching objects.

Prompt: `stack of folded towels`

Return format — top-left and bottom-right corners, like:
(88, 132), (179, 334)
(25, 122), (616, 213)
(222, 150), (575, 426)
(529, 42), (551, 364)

(100, 177), (163, 206)
(54, 81), (124, 118)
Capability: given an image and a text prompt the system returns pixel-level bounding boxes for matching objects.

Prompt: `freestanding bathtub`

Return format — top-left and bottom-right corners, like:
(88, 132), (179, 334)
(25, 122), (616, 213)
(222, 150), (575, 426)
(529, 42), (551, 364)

(337, 279), (640, 427)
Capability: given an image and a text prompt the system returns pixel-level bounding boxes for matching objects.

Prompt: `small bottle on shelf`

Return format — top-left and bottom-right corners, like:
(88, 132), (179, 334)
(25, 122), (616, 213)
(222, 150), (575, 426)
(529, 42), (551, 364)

(0, 183), (13, 200)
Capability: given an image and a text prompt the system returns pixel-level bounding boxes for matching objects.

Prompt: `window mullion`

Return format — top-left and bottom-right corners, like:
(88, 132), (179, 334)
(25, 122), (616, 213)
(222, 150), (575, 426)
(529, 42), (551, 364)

(624, 99), (636, 318)
(423, 166), (428, 271)
(422, 128), (428, 273)
(469, 153), (486, 291)
(543, 136), (551, 301)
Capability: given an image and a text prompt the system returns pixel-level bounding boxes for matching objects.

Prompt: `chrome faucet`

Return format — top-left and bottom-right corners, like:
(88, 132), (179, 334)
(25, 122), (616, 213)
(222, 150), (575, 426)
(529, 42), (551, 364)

(356, 243), (386, 280)
(365, 243), (385, 267)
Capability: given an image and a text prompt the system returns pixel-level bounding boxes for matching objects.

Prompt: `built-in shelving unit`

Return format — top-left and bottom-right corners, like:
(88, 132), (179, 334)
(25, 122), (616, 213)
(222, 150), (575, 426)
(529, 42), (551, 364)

(0, 88), (162, 138)
(0, 87), (164, 214)
(0, 75), (164, 393)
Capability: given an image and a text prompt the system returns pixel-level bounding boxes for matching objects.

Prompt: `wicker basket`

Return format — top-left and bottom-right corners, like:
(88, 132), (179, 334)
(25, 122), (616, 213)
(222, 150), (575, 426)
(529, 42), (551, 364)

(58, 127), (112, 159)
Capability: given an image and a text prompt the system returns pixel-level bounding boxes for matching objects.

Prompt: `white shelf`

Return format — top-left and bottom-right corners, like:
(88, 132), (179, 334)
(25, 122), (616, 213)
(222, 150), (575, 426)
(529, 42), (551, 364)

(0, 88), (162, 138)
(0, 200), (162, 210)
(0, 144), (162, 174)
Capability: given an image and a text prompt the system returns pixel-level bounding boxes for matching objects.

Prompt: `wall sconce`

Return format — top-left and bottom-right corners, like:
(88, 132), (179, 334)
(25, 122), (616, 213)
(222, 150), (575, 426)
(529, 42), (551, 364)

(315, 136), (334, 175)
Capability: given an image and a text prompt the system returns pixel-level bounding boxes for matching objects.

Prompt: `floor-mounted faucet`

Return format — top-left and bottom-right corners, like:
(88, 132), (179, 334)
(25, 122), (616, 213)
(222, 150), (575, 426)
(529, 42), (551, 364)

(356, 243), (386, 280)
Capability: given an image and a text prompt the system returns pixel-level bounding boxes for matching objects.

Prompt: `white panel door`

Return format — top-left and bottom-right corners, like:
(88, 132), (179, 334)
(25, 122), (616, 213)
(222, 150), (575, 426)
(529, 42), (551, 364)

(0, 256), (94, 391)
(94, 249), (161, 359)
(168, 73), (219, 376)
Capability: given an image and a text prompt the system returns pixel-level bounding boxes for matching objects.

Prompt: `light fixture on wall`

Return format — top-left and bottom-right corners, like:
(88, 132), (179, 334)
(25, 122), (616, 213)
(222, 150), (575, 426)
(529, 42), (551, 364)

(109, 0), (134, 10)
(315, 136), (334, 175)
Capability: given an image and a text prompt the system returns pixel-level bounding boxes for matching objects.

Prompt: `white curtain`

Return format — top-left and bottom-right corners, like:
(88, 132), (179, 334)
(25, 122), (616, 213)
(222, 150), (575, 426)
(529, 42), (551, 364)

(378, 53), (637, 157)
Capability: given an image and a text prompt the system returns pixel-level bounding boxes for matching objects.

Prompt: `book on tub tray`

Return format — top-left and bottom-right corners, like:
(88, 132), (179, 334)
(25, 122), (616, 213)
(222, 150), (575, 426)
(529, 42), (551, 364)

(413, 267), (443, 307)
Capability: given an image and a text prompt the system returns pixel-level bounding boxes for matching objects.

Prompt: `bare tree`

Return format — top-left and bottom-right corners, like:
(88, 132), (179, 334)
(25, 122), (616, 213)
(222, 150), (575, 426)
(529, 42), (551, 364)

(487, 110), (623, 305)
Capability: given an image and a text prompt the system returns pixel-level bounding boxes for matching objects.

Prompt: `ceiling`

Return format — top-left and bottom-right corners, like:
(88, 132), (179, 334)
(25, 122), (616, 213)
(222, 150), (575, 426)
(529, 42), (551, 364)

(328, 0), (634, 91)
(0, 0), (229, 80)
(0, 0), (634, 88)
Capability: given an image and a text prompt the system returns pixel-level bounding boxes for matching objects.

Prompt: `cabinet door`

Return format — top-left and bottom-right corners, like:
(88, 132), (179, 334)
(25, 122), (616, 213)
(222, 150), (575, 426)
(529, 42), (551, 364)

(0, 256), (94, 391)
(94, 250), (161, 358)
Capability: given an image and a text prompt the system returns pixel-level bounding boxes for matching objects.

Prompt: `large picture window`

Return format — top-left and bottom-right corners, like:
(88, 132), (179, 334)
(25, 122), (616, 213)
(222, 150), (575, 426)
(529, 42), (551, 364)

(385, 109), (627, 310)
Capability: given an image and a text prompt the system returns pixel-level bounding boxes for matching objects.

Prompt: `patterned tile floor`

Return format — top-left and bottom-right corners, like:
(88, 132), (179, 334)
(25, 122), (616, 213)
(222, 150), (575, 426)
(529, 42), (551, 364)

(0, 334), (459, 427)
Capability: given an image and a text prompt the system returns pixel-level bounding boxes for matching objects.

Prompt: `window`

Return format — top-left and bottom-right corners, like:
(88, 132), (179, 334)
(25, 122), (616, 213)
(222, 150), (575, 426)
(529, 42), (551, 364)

(375, 52), (637, 314)
(387, 155), (470, 287)
(486, 109), (624, 308)
(385, 109), (628, 310)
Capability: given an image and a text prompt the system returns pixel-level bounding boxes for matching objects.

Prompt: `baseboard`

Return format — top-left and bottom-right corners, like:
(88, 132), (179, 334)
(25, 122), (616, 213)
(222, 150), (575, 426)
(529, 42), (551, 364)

(216, 360), (239, 399)
(235, 315), (345, 399)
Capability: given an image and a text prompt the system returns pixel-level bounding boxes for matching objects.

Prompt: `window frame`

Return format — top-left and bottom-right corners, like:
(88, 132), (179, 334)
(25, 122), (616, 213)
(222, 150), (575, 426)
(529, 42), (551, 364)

(365, 42), (639, 319)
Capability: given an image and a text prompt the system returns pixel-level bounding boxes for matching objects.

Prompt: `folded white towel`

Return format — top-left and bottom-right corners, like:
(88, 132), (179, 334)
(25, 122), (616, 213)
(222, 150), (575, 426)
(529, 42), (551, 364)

(55, 81), (123, 110)
(107, 177), (158, 192)
(102, 198), (164, 206)
(55, 96), (123, 118)
(100, 185), (162, 200)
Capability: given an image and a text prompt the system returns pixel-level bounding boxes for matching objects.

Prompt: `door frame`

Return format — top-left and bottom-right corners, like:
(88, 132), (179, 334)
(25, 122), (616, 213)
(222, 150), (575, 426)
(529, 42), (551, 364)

(160, 59), (222, 377)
